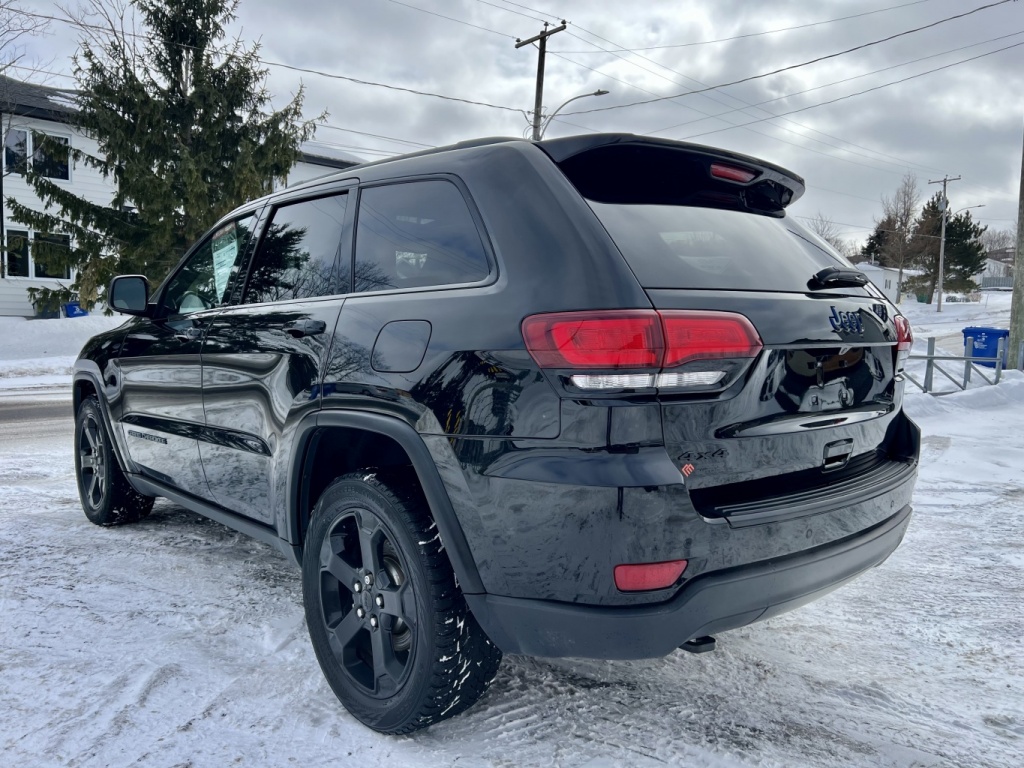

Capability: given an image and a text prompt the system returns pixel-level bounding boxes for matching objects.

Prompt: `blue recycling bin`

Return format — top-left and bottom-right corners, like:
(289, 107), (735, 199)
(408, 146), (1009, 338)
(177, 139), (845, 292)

(63, 302), (88, 318)
(962, 326), (1009, 368)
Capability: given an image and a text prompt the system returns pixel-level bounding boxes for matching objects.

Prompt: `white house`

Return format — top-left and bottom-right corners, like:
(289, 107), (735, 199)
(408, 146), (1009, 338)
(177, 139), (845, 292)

(1, 75), (102, 316)
(1, 74), (361, 317)
(857, 262), (903, 304)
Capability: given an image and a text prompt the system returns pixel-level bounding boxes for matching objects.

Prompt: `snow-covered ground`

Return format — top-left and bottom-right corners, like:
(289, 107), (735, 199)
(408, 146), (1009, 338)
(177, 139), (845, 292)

(1, 300), (1022, 767)
(0, 315), (125, 392)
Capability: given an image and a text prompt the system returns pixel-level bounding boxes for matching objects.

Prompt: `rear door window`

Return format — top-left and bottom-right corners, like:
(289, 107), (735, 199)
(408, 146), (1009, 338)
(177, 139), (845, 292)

(245, 193), (349, 303)
(354, 180), (489, 293)
(591, 203), (866, 294)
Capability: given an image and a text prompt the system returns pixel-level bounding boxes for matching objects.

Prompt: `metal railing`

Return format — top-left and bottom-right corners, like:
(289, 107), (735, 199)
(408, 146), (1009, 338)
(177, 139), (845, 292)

(904, 336), (1022, 395)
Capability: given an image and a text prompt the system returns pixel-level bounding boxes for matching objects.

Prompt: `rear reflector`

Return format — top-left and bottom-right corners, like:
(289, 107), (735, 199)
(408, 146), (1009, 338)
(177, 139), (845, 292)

(710, 163), (758, 183)
(522, 310), (762, 371)
(614, 560), (688, 592)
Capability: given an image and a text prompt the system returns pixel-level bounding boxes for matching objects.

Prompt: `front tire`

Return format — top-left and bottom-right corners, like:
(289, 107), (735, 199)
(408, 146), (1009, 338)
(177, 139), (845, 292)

(302, 471), (502, 734)
(75, 395), (154, 526)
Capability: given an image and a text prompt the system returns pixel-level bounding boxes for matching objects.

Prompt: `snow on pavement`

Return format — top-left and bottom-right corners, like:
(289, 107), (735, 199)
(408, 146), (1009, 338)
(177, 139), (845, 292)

(2, 365), (1023, 766)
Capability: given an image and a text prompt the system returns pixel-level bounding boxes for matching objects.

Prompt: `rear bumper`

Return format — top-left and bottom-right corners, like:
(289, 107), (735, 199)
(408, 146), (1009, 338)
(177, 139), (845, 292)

(466, 503), (912, 659)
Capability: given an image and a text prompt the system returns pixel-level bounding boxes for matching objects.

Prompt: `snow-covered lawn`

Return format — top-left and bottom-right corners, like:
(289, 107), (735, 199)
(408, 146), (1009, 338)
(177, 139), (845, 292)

(1, 300), (1021, 767)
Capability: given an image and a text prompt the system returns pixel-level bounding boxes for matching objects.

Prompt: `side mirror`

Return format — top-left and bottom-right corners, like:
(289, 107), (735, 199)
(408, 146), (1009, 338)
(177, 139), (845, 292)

(109, 275), (150, 316)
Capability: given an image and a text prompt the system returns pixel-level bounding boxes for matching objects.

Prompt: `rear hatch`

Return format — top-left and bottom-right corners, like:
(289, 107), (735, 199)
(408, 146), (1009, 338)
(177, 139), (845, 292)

(539, 136), (916, 526)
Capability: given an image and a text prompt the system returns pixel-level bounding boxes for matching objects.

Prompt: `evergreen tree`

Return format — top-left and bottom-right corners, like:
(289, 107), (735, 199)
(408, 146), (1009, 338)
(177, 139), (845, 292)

(903, 192), (986, 302)
(8, 0), (320, 310)
(860, 215), (894, 265)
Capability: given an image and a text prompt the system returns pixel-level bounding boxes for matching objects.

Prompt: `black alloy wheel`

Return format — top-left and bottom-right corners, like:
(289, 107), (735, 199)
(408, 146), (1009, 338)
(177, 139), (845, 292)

(318, 509), (417, 698)
(74, 396), (154, 526)
(302, 471), (502, 734)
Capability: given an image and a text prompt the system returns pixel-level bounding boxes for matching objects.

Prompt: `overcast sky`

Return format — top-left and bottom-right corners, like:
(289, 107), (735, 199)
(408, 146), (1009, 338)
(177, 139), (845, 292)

(13, 0), (1024, 247)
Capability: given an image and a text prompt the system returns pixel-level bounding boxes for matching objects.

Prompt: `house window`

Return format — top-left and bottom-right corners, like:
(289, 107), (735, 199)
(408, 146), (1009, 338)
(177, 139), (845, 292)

(2, 230), (72, 279)
(2, 129), (70, 179)
(33, 233), (72, 279)
(4, 129), (28, 175)
(5, 230), (30, 277)
(32, 132), (70, 180)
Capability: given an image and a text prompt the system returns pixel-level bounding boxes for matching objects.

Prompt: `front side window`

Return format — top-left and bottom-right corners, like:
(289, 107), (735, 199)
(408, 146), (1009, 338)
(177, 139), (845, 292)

(245, 193), (349, 304)
(354, 180), (489, 293)
(5, 230), (29, 277)
(32, 233), (72, 279)
(162, 215), (255, 315)
(31, 132), (70, 180)
(4, 129), (27, 175)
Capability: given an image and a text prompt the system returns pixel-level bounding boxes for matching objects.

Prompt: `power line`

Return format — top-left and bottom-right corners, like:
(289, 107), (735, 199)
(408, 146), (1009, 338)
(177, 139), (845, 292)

(382, 0), (513, 38)
(551, 30), (928, 175)
(642, 29), (1024, 155)
(680, 40), (1024, 140)
(552, 0), (940, 53)
(315, 124), (435, 149)
(10, 8), (528, 117)
(562, 0), (1015, 116)
(2, 63), (434, 156)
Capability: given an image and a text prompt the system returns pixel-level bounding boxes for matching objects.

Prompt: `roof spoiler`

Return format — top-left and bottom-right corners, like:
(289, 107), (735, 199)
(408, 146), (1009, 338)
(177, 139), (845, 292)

(536, 133), (806, 213)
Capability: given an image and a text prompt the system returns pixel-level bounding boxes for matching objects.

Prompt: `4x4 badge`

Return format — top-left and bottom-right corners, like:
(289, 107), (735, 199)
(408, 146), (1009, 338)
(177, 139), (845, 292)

(828, 306), (864, 335)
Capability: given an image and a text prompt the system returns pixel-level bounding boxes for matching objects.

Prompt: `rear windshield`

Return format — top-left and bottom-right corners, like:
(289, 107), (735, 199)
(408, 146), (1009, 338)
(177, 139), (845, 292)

(591, 203), (866, 295)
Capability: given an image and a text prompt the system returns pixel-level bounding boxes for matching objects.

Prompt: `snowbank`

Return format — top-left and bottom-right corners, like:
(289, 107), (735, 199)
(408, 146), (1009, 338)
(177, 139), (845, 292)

(0, 315), (126, 383)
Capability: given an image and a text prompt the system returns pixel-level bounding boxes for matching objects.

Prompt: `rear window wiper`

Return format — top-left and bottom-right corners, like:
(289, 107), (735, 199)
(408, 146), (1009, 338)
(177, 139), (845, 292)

(808, 266), (868, 290)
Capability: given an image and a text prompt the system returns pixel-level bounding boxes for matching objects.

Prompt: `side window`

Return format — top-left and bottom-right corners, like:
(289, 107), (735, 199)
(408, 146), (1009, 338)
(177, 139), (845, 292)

(33, 233), (72, 279)
(354, 180), (489, 293)
(162, 215), (255, 315)
(4, 129), (27, 175)
(244, 192), (349, 304)
(32, 133), (70, 181)
(5, 230), (29, 276)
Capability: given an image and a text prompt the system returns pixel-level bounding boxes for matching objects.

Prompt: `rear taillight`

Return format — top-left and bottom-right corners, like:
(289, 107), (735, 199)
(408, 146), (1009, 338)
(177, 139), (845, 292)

(661, 312), (762, 367)
(520, 311), (661, 369)
(894, 315), (913, 372)
(522, 310), (762, 391)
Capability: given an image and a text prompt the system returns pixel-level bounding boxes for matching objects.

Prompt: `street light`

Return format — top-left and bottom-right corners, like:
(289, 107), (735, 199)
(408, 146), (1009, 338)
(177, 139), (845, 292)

(537, 90), (609, 139)
(937, 203), (984, 312)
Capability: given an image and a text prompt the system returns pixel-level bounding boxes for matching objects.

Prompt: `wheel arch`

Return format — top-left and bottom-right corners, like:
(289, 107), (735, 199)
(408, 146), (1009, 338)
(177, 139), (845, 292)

(288, 410), (485, 594)
(73, 366), (135, 475)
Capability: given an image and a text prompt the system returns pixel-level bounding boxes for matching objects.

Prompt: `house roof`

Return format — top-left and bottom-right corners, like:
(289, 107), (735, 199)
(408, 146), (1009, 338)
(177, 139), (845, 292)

(0, 74), (78, 123)
(298, 140), (363, 169)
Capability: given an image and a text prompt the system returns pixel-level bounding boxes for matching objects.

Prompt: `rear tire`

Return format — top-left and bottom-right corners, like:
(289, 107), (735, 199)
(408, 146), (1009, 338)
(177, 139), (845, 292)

(302, 471), (502, 734)
(74, 395), (154, 526)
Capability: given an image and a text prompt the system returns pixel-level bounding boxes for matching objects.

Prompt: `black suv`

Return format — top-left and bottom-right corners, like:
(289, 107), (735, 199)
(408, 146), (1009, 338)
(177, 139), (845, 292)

(74, 134), (919, 733)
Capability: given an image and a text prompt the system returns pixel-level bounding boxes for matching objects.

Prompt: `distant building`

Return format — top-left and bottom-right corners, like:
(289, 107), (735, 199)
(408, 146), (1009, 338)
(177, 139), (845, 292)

(983, 246), (1015, 278)
(857, 262), (903, 304)
(1, 74), (361, 317)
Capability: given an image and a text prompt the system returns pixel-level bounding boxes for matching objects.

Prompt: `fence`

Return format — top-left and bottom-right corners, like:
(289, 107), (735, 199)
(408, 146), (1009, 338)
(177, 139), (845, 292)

(903, 336), (1023, 395)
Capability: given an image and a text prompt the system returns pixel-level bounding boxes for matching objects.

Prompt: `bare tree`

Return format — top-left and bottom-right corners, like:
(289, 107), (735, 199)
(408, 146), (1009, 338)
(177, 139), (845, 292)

(879, 172), (920, 302)
(0, 1), (49, 76)
(805, 211), (852, 254)
(1, 0), (52, 178)
(980, 226), (1016, 254)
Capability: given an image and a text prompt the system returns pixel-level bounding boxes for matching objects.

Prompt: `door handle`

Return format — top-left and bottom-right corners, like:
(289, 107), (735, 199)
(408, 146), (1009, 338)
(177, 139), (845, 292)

(174, 325), (204, 342)
(283, 319), (327, 338)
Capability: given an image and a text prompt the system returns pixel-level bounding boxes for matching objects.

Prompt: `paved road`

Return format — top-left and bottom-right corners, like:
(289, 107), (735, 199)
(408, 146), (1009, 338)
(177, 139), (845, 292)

(0, 398), (71, 424)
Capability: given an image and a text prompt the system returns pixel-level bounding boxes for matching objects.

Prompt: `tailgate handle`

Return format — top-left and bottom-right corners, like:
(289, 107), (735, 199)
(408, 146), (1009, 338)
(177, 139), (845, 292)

(823, 439), (853, 471)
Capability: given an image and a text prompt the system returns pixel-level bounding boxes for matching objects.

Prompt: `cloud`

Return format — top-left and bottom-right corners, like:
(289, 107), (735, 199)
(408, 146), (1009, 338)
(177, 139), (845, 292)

(14, 0), (1024, 244)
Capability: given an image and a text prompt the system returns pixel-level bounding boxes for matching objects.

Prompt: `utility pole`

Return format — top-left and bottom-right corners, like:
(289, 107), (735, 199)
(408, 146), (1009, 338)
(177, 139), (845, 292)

(928, 174), (961, 312)
(1010, 121), (1024, 369)
(515, 21), (567, 141)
